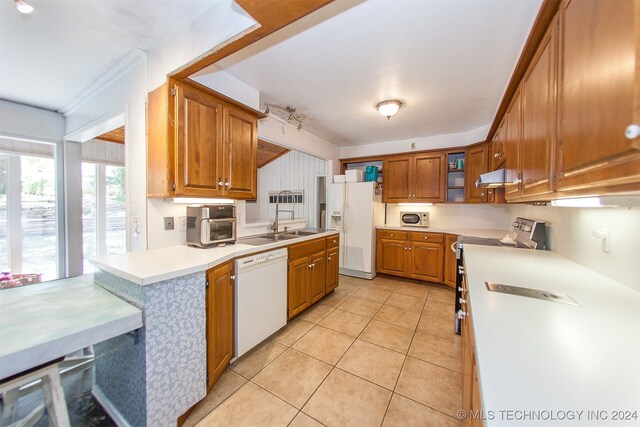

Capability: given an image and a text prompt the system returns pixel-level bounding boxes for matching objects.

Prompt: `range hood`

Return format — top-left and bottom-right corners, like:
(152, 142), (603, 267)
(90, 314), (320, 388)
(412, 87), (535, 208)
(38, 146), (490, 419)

(475, 169), (506, 188)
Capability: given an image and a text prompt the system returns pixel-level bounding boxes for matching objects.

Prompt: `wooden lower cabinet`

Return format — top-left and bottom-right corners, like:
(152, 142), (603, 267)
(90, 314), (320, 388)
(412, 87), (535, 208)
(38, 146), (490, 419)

(287, 235), (340, 320)
(376, 230), (446, 284)
(205, 260), (234, 391)
(444, 234), (458, 288)
(461, 304), (483, 426)
(408, 242), (444, 282)
(325, 246), (339, 293)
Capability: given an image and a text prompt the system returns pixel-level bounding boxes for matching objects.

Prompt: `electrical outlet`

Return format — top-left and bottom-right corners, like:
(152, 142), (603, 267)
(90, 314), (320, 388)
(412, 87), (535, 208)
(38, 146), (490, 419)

(177, 216), (187, 231)
(164, 216), (174, 231)
(592, 228), (611, 253)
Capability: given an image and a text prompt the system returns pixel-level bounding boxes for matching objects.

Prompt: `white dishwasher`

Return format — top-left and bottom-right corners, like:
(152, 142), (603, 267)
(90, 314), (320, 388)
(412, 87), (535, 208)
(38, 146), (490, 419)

(234, 248), (288, 359)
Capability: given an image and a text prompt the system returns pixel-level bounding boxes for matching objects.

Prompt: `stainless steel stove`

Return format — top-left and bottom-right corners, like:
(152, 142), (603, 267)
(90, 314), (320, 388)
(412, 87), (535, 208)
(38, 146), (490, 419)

(453, 217), (546, 334)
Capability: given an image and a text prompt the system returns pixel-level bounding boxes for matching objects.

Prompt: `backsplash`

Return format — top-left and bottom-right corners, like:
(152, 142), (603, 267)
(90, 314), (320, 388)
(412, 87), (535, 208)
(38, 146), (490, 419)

(508, 204), (640, 291)
(384, 203), (510, 230)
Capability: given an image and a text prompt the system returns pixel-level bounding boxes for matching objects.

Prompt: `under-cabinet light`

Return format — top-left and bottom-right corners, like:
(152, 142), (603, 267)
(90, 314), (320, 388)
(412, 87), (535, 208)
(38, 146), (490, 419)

(397, 203), (433, 206)
(15, 0), (34, 14)
(550, 197), (603, 208)
(165, 198), (235, 204)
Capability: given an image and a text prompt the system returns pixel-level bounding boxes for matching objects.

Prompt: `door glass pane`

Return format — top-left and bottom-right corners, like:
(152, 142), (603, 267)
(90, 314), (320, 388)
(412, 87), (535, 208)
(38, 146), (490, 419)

(105, 166), (125, 255)
(82, 163), (97, 273)
(20, 155), (57, 281)
(0, 155), (7, 272)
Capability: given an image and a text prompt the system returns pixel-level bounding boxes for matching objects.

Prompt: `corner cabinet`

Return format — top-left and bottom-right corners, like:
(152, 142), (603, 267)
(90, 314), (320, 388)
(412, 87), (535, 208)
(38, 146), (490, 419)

(555, 0), (640, 195)
(147, 78), (261, 199)
(376, 230), (444, 284)
(383, 153), (446, 203)
(287, 235), (339, 320)
(205, 260), (234, 390)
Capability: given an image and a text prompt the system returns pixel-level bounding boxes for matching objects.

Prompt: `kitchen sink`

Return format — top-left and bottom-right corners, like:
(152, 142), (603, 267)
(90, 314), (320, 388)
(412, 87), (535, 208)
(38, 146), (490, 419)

(237, 229), (327, 246)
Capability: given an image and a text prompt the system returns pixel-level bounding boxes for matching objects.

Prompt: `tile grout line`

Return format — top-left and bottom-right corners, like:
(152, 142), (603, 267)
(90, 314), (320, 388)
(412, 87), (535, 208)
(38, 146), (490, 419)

(378, 287), (431, 426)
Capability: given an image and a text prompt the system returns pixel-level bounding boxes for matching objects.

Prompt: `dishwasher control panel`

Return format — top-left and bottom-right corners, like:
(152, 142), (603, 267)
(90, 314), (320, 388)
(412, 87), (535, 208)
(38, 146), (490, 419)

(236, 248), (288, 269)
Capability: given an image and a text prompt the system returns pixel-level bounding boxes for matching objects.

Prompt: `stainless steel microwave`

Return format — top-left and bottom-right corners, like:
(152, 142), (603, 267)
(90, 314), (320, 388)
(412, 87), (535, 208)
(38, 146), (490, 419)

(400, 211), (429, 227)
(186, 205), (236, 248)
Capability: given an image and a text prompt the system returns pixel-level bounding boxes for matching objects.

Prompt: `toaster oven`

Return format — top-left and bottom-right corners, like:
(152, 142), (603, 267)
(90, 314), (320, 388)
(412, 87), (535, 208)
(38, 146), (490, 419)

(186, 205), (237, 247)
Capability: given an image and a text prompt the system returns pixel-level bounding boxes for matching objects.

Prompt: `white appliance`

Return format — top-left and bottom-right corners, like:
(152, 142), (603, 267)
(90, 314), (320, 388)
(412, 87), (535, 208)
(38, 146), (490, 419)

(234, 248), (288, 358)
(326, 181), (384, 279)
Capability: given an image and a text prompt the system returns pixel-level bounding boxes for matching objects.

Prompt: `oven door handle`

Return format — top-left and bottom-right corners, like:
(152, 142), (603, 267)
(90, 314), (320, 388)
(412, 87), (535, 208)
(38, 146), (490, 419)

(450, 241), (458, 253)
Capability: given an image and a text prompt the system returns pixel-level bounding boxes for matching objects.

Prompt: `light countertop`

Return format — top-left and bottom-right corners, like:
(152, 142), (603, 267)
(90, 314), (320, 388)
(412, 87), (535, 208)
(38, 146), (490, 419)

(463, 245), (640, 426)
(377, 225), (510, 239)
(91, 229), (340, 286)
(0, 275), (142, 380)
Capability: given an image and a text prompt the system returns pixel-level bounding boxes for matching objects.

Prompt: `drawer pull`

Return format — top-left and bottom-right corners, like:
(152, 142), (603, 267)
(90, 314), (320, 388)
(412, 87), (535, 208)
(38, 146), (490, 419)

(390, 233), (394, 237)
(424, 236), (429, 240)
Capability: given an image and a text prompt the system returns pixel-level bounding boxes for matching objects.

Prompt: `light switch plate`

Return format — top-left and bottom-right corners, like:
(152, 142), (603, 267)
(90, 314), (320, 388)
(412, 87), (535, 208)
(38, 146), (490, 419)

(164, 216), (174, 230)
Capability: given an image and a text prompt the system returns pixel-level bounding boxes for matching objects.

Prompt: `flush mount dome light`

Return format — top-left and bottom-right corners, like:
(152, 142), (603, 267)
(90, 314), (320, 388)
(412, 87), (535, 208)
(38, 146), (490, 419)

(376, 100), (402, 120)
(15, 0), (34, 13)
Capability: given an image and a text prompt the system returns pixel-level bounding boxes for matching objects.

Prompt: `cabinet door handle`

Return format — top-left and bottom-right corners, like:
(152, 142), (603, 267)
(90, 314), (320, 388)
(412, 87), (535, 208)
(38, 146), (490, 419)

(225, 180), (231, 187)
(494, 153), (500, 159)
(625, 124), (640, 140)
(327, 257), (331, 260)
(218, 178), (224, 188)
(408, 246), (412, 251)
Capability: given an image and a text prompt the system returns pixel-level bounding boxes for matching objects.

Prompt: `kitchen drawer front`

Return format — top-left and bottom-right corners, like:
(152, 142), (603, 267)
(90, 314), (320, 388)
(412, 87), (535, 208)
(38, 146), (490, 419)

(377, 230), (408, 241)
(289, 237), (326, 259)
(409, 232), (444, 244)
(326, 235), (340, 248)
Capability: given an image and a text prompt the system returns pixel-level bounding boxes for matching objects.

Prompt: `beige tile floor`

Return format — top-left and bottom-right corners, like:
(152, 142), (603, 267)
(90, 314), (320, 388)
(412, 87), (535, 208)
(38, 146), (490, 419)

(185, 275), (462, 427)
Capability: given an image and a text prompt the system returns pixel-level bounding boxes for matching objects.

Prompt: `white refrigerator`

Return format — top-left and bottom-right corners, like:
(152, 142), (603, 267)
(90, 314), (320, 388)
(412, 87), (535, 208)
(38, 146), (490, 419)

(326, 181), (384, 279)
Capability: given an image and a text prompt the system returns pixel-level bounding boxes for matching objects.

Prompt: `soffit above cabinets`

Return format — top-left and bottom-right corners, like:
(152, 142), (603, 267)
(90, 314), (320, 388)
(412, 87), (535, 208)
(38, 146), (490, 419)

(207, 0), (543, 146)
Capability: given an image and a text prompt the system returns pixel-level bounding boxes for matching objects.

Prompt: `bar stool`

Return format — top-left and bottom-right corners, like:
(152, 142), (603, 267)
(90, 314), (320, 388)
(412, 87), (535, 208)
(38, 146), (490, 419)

(0, 359), (70, 427)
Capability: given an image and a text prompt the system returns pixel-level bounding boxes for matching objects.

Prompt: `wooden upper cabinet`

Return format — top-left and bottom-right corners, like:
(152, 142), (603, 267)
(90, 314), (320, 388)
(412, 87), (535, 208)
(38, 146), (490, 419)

(491, 119), (506, 170)
(555, 0), (640, 194)
(520, 16), (557, 199)
(206, 260), (234, 390)
(413, 153), (446, 202)
(504, 88), (522, 200)
(383, 156), (411, 202)
(465, 144), (489, 203)
(223, 107), (258, 199)
(147, 78), (262, 199)
(383, 153), (445, 203)
(175, 84), (224, 197)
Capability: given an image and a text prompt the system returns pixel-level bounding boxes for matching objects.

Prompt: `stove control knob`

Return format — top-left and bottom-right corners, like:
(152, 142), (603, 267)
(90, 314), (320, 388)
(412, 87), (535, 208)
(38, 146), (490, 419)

(458, 310), (467, 319)
(512, 221), (520, 228)
(523, 225), (532, 232)
(459, 298), (467, 305)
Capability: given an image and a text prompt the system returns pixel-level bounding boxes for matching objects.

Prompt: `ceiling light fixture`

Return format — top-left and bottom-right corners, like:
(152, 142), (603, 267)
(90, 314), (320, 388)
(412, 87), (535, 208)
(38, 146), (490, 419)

(15, 0), (34, 14)
(377, 100), (402, 120)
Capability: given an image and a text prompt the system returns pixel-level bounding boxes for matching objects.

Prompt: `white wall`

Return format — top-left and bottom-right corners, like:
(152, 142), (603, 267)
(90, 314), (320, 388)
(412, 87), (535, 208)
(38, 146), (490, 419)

(246, 151), (326, 224)
(64, 59), (147, 253)
(508, 204), (640, 291)
(384, 203), (510, 230)
(260, 116), (341, 163)
(192, 66), (260, 110)
(339, 124), (490, 159)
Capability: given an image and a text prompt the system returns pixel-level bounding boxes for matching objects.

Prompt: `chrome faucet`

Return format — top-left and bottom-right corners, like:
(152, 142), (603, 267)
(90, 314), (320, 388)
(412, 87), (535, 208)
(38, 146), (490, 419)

(271, 190), (296, 234)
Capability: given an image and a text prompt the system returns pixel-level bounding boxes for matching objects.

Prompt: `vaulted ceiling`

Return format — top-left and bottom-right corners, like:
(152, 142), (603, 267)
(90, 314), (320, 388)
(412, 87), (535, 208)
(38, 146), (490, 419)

(211, 0), (543, 146)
